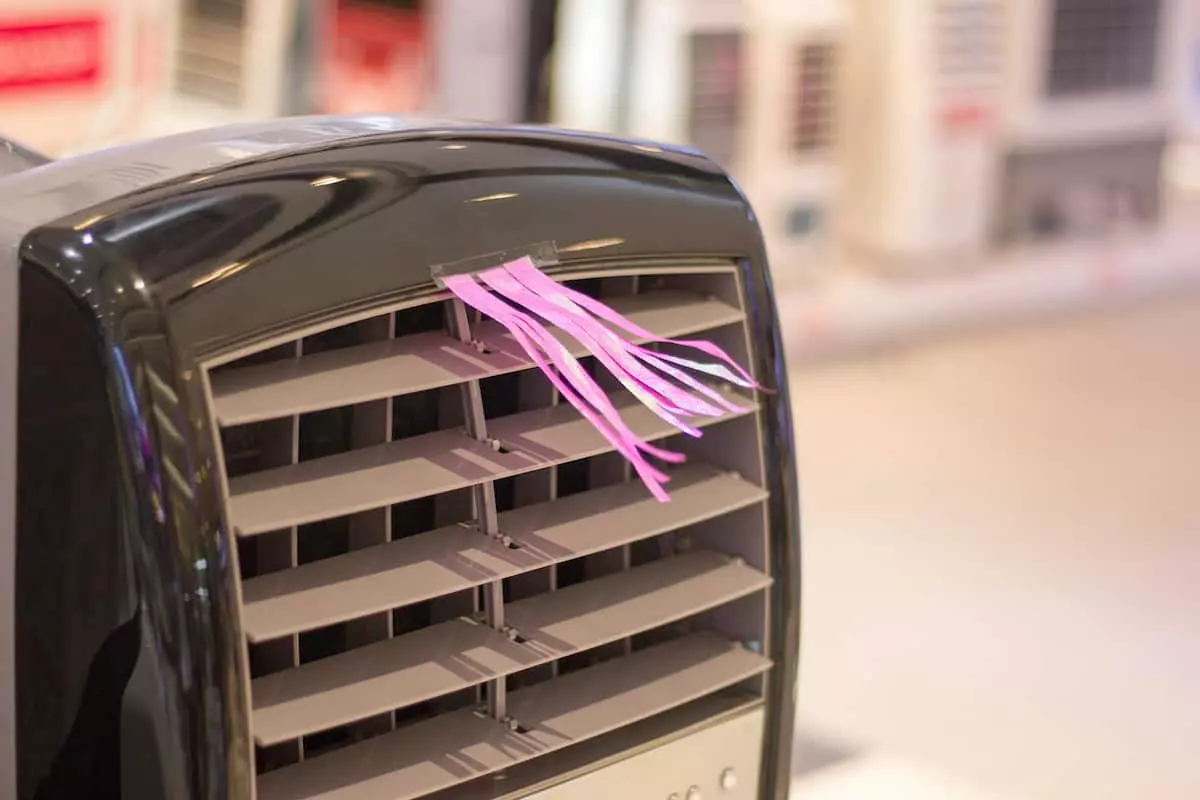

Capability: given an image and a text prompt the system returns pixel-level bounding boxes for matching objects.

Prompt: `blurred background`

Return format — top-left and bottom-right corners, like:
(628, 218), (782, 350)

(4, 0), (1200, 797)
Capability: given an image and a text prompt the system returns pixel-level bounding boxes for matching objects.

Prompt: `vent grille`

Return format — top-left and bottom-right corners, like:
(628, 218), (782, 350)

(203, 264), (774, 800)
(792, 41), (838, 154)
(1046, 0), (1160, 97)
(935, 0), (999, 86)
(175, 0), (246, 107)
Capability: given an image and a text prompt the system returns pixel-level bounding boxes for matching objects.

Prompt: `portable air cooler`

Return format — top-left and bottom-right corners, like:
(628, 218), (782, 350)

(0, 116), (800, 800)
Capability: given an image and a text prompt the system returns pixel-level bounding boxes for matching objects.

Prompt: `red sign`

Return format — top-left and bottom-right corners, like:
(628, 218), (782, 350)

(941, 101), (991, 135)
(318, 1), (427, 114)
(0, 17), (105, 94)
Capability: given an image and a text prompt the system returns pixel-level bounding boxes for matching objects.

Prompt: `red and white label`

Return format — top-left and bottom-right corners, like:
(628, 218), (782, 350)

(940, 99), (992, 135)
(319, 2), (427, 115)
(0, 17), (104, 93)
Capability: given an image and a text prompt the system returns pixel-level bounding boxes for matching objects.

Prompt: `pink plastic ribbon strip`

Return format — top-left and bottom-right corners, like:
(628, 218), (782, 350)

(441, 256), (767, 501)
(504, 257), (766, 392)
(442, 272), (681, 501)
(475, 266), (728, 438)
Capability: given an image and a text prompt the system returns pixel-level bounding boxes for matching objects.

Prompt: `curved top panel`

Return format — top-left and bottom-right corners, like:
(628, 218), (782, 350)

(17, 121), (762, 360)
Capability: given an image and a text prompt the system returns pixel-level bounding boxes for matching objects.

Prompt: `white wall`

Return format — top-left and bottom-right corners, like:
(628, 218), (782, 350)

(430, 0), (528, 123)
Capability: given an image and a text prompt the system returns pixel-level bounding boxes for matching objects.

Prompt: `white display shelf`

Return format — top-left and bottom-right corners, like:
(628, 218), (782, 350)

(775, 218), (1200, 363)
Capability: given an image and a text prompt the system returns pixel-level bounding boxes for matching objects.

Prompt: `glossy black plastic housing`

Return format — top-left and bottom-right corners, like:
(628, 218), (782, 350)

(17, 122), (801, 800)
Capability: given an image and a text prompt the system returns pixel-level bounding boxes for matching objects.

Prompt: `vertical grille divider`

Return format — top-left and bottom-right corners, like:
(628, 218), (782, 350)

(448, 298), (508, 722)
(621, 275), (639, 657)
(241, 341), (305, 772)
(514, 339), (562, 680)
(730, 266), (772, 696)
(288, 339), (303, 762)
(547, 387), (561, 679)
(344, 313), (397, 736)
(381, 315), (398, 731)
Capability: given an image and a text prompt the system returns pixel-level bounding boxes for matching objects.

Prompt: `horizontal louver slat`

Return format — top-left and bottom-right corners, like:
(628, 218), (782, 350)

(251, 618), (533, 747)
(243, 523), (529, 643)
(241, 464), (766, 641)
(228, 387), (753, 536)
(249, 551), (768, 744)
(211, 290), (743, 426)
(255, 632), (770, 800)
(507, 632), (767, 744)
(505, 551), (770, 656)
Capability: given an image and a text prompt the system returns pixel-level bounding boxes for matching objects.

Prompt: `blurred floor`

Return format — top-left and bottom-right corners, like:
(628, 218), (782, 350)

(786, 291), (1200, 799)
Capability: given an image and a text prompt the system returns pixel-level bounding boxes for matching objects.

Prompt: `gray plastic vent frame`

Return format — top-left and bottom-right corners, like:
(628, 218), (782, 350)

(199, 262), (773, 800)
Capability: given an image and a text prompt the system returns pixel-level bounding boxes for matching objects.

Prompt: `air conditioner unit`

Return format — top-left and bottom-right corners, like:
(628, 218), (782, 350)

(0, 116), (800, 800)
(626, 0), (748, 171)
(840, 0), (1190, 273)
(160, 0), (533, 137)
(0, 0), (160, 156)
(158, 0), (299, 134)
(740, 0), (845, 279)
(553, 0), (752, 171)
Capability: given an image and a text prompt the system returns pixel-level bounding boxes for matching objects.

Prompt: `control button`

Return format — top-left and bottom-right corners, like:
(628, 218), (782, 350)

(686, 786), (703, 800)
(720, 768), (739, 791)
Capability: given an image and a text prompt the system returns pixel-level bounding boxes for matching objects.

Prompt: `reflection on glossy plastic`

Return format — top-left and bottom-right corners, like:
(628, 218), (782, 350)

(0, 114), (470, 235)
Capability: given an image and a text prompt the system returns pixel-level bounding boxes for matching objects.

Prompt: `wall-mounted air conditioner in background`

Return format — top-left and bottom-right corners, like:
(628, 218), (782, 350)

(552, 0), (751, 170)
(551, 0), (629, 135)
(993, 0), (1188, 246)
(838, 0), (1003, 273)
(740, 0), (845, 279)
(554, 0), (846, 280)
(625, 0), (747, 173)
(150, 0), (301, 137)
(840, 0), (1190, 275)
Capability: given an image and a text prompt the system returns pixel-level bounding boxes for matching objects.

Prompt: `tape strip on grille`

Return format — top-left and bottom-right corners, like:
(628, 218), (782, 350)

(202, 265), (774, 799)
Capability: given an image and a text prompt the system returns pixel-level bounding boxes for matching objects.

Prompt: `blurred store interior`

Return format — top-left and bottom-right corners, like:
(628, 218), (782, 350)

(4, 0), (1200, 797)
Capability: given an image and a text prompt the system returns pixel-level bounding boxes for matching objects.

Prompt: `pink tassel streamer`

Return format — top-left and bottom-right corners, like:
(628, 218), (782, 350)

(505, 258), (767, 392)
(475, 266), (727, 438)
(442, 256), (766, 501)
(443, 273), (680, 501)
